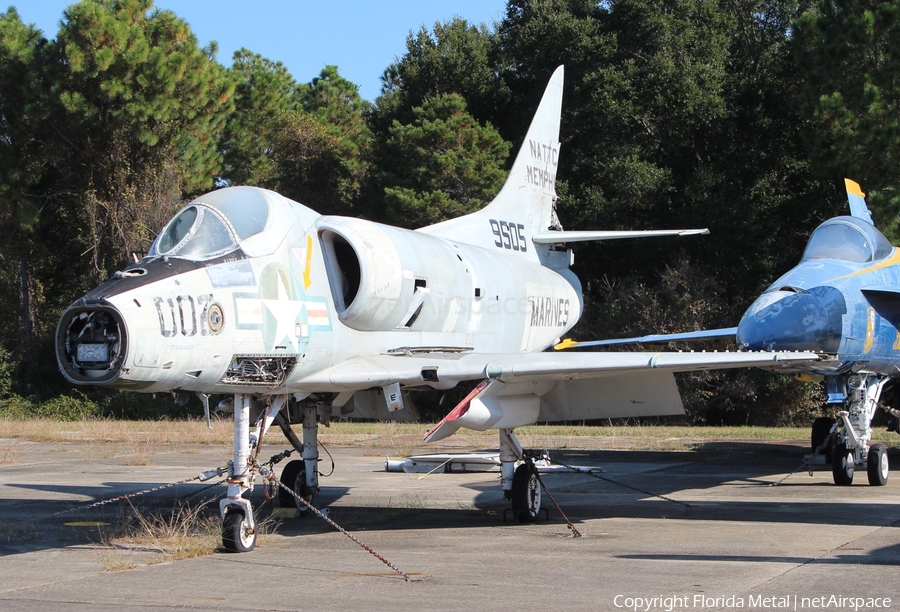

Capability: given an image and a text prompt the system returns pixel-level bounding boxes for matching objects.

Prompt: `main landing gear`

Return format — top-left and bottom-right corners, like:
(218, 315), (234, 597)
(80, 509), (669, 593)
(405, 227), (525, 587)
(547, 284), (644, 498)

(809, 374), (894, 487)
(499, 429), (549, 523)
(220, 393), (325, 552)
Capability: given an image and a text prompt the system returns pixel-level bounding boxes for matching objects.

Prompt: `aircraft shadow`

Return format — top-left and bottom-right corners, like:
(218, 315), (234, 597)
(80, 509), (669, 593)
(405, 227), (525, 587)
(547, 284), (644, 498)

(615, 542), (900, 566)
(2, 445), (899, 561)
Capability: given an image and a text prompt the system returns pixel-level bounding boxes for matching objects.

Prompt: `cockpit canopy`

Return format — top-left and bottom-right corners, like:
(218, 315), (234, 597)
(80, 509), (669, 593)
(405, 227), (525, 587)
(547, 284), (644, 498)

(149, 186), (297, 261)
(801, 216), (894, 264)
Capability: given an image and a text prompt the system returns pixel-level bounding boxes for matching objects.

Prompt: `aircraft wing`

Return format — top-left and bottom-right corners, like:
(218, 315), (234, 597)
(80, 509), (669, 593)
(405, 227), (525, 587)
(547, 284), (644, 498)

(553, 327), (738, 349)
(295, 347), (812, 390)
(297, 349), (818, 441)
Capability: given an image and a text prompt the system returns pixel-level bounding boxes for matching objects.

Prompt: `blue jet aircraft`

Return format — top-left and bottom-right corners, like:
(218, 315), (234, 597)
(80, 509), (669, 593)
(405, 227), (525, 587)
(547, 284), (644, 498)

(560, 179), (899, 487)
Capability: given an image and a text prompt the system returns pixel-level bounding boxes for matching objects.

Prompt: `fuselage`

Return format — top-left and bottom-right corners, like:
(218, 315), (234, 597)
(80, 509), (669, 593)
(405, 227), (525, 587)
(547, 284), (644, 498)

(56, 186), (583, 395)
(736, 215), (900, 374)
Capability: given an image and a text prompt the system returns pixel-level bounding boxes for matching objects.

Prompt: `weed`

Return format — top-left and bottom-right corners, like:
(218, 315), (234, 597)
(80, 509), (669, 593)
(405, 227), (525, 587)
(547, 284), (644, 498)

(98, 547), (138, 572)
(111, 500), (222, 562)
(0, 440), (23, 464)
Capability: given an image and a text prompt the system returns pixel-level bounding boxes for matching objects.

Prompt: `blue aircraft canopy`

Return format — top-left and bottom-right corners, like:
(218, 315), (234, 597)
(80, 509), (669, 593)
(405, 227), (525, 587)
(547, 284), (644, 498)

(801, 216), (893, 263)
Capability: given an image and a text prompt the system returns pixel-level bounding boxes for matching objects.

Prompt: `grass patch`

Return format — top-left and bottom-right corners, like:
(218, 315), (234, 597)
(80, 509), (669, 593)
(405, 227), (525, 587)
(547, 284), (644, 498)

(0, 439), (23, 464)
(113, 500), (223, 563)
(2, 418), (897, 453)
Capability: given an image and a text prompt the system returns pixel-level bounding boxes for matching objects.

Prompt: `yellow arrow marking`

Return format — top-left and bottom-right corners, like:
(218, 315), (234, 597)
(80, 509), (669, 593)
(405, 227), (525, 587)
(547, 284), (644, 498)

(303, 234), (313, 289)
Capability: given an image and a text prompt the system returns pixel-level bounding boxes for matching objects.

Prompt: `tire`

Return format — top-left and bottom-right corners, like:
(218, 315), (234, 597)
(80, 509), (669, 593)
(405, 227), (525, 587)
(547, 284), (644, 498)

(510, 463), (541, 523)
(811, 417), (834, 462)
(222, 508), (256, 553)
(279, 459), (312, 511)
(832, 443), (854, 486)
(867, 443), (889, 486)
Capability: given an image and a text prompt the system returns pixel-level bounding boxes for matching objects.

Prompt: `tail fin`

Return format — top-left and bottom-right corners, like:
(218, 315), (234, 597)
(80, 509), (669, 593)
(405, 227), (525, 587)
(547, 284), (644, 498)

(417, 65), (564, 263)
(845, 178), (874, 224)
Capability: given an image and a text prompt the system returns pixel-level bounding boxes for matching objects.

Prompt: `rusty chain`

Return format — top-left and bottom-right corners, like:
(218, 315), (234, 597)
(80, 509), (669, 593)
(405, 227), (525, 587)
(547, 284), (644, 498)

(257, 463), (413, 582)
(533, 468), (582, 537)
(550, 459), (693, 508)
(7, 466), (228, 528)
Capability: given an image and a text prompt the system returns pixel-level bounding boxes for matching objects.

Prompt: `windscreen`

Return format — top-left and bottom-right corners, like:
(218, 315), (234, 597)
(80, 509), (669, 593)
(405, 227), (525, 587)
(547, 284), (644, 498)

(152, 205), (239, 260)
(802, 222), (873, 263)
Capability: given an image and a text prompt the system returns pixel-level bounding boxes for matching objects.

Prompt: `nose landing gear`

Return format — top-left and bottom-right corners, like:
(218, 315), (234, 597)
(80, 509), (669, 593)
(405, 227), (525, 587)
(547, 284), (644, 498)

(811, 374), (891, 487)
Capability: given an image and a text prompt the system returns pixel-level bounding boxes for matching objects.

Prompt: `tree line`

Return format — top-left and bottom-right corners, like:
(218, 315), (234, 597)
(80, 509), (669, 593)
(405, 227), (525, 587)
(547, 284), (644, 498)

(2, 0), (897, 425)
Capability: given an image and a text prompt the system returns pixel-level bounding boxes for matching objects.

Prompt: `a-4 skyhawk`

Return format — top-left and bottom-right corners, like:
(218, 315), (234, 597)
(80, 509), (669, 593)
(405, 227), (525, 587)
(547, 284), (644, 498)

(56, 66), (818, 552)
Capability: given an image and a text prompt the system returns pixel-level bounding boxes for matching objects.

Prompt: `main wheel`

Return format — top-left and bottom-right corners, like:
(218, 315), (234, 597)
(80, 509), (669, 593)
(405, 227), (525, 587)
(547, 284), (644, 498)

(222, 508), (256, 553)
(811, 417), (834, 462)
(279, 459), (313, 511)
(511, 463), (541, 523)
(832, 443), (854, 486)
(867, 443), (889, 486)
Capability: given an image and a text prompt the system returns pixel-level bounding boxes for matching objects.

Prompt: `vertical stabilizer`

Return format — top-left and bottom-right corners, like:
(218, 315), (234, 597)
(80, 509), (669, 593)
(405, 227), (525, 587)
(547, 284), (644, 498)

(418, 66), (564, 263)
(845, 178), (874, 224)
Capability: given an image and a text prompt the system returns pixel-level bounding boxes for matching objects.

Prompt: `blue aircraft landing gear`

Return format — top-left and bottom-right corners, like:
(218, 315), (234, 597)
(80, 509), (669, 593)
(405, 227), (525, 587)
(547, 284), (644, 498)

(825, 374), (891, 486)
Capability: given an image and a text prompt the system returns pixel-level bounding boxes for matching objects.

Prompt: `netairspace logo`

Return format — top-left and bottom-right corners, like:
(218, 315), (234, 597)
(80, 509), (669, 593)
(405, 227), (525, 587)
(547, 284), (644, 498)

(613, 594), (892, 612)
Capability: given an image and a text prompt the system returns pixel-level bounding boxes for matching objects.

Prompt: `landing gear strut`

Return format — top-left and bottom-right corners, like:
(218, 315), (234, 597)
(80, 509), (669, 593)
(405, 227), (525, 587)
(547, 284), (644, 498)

(220, 393), (326, 552)
(220, 394), (257, 552)
(498, 428), (548, 522)
(814, 374), (891, 487)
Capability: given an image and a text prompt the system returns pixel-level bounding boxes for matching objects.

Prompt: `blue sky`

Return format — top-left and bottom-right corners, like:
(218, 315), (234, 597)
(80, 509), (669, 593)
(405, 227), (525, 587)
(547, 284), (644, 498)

(8, 0), (509, 101)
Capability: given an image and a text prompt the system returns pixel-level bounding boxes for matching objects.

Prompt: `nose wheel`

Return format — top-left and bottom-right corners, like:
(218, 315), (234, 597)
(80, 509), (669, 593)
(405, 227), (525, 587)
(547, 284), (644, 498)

(867, 443), (889, 486)
(222, 508), (256, 553)
(818, 375), (891, 487)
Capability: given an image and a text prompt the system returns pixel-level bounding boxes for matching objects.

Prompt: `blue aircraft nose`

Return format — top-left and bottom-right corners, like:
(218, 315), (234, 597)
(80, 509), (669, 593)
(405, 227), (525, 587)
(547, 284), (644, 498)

(737, 289), (841, 352)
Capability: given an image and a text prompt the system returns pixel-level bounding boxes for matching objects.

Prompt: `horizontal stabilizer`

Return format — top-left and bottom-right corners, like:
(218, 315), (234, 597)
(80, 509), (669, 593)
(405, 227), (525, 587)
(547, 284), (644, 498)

(533, 228), (709, 244)
(555, 327), (738, 350)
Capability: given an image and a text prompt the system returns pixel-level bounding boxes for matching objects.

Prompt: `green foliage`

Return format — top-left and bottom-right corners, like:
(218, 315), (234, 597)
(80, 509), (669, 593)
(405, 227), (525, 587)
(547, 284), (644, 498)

(220, 49), (300, 186)
(225, 63), (374, 216)
(679, 369), (824, 426)
(378, 93), (510, 228)
(2, 0), (898, 426)
(0, 389), (196, 420)
(46, 0), (235, 279)
(0, 391), (101, 421)
(793, 0), (900, 238)
(373, 18), (506, 133)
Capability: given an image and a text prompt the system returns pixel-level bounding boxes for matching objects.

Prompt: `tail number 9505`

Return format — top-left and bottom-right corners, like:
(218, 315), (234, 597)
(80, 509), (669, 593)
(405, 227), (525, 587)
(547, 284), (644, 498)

(490, 219), (527, 252)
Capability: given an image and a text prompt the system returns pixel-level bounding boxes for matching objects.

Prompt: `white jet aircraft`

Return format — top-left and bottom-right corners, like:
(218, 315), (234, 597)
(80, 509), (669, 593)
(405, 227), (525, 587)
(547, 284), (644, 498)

(56, 66), (818, 551)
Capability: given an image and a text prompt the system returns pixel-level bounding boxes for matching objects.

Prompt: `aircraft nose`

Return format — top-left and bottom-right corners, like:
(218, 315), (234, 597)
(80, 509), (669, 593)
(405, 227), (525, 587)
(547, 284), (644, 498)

(56, 300), (128, 386)
(737, 289), (838, 352)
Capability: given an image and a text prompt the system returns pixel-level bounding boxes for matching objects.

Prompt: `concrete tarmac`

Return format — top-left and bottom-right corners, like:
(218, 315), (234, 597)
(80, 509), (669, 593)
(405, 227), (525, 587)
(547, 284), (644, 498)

(0, 438), (898, 611)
